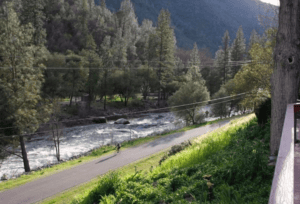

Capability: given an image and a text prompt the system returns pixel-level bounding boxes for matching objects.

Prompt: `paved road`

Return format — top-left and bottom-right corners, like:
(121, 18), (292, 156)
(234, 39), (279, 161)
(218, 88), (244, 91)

(0, 119), (232, 204)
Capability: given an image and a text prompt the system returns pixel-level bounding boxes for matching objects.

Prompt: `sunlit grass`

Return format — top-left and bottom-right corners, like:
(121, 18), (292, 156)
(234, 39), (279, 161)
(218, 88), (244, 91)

(68, 113), (274, 203)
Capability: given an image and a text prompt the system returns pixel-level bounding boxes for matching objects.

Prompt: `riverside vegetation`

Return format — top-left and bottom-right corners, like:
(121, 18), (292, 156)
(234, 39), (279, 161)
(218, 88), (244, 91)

(38, 113), (273, 204)
(0, 113), (244, 192)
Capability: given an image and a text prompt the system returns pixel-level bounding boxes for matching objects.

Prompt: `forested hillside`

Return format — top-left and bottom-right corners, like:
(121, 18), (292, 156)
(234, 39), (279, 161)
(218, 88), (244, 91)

(0, 0), (277, 173)
(99, 0), (278, 54)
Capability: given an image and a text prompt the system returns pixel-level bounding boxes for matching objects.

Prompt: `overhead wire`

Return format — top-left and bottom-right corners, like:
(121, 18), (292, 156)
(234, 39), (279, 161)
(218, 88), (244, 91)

(0, 93), (247, 139)
(0, 92), (249, 131)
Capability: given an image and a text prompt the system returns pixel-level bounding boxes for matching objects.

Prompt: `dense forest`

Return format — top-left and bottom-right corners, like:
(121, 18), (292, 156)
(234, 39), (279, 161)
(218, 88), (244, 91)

(101, 0), (279, 54)
(0, 0), (277, 172)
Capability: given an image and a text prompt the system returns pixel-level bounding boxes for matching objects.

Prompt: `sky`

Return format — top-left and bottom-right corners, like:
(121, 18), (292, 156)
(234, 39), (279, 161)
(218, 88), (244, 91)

(259, 0), (280, 6)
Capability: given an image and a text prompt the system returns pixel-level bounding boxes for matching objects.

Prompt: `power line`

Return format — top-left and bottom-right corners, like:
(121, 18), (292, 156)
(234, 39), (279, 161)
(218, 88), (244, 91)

(0, 60), (269, 70)
(0, 94), (247, 139)
(0, 92), (249, 131)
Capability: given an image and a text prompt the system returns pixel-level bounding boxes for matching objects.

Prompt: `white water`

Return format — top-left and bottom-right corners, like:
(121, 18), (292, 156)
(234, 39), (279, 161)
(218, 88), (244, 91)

(0, 105), (240, 180)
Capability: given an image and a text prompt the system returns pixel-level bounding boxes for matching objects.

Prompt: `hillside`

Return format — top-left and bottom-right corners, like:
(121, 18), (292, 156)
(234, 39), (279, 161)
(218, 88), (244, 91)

(96, 0), (278, 56)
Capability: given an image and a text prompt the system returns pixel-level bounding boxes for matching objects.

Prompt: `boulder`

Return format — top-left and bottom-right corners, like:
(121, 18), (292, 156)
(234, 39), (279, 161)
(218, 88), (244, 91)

(1, 174), (8, 181)
(114, 118), (130, 124)
(92, 117), (107, 124)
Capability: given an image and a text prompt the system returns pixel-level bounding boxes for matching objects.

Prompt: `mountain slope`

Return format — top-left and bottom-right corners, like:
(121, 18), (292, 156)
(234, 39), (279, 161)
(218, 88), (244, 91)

(96, 0), (278, 56)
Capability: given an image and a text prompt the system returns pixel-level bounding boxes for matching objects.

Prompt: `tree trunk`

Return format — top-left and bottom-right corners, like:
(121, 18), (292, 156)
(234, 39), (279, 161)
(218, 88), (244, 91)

(19, 136), (30, 172)
(69, 92), (73, 107)
(104, 95), (107, 110)
(124, 96), (127, 107)
(270, 0), (300, 156)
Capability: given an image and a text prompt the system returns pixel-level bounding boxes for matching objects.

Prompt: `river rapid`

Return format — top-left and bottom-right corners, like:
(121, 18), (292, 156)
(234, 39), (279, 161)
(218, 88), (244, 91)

(0, 105), (235, 180)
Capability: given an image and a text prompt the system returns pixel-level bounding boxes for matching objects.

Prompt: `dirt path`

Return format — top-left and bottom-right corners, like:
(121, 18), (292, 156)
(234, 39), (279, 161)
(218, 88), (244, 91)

(0, 120), (231, 204)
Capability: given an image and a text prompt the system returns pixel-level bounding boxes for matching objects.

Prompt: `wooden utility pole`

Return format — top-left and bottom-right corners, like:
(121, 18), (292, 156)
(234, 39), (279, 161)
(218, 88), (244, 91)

(270, 0), (300, 157)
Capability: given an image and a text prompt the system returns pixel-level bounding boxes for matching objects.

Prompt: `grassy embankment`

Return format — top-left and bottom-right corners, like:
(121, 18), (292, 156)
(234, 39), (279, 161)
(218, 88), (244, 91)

(0, 113), (244, 192)
(39, 113), (274, 204)
(72, 114), (273, 204)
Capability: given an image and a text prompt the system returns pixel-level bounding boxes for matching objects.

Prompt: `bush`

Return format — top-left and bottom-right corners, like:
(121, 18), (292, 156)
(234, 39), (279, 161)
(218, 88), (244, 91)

(159, 141), (192, 165)
(65, 105), (79, 115)
(254, 97), (271, 127)
(129, 98), (144, 108)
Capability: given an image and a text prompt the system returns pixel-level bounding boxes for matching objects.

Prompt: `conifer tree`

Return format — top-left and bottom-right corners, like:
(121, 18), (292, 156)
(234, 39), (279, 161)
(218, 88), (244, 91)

(221, 30), (231, 83)
(98, 35), (114, 110)
(80, 34), (102, 109)
(230, 25), (246, 77)
(246, 29), (261, 60)
(0, 2), (52, 172)
(187, 42), (201, 69)
(155, 9), (175, 105)
(20, 0), (46, 46)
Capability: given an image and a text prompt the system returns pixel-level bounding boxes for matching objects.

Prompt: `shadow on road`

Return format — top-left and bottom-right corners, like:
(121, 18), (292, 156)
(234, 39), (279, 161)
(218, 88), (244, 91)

(95, 154), (117, 164)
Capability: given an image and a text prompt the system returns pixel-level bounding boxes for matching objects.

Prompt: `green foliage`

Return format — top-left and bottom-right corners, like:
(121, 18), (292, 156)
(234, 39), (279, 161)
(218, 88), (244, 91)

(210, 87), (230, 119)
(0, 2), (52, 135)
(168, 81), (210, 125)
(230, 25), (246, 77)
(63, 51), (88, 106)
(254, 97), (271, 127)
(229, 27), (276, 109)
(74, 116), (273, 204)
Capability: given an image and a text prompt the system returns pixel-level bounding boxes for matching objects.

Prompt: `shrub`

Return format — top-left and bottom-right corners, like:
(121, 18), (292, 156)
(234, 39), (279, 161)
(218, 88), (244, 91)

(129, 98), (144, 108)
(65, 105), (79, 115)
(83, 171), (121, 203)
(254, 97), (271, 127)
(159, 140), (192, 165)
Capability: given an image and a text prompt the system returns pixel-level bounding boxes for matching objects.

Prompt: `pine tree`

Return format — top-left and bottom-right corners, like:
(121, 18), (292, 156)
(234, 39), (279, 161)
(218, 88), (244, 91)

(230, 25), (246, 77)
(80, 34), (102, 109)
(155, 9), (175, 105)
(101, 0), (106, 9)
(98, 35), (114, 110)
(20, 0), (46, 46)
(221, 30), (231, 83)
(246, 29), (261, 60)
(187, 42), (201, 69)
(0, 2), (52, 172)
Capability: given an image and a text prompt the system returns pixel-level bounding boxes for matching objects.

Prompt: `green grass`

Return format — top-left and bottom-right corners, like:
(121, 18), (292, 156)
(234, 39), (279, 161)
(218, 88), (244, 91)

(66, 114), (274, 204)
(0, 114), (250, 193)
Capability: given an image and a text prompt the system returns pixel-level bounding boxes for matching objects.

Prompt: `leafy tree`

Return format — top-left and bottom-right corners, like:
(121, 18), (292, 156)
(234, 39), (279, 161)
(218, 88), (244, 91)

(230, 25), (246, 77)
(230, 28), (276, 110)
(168, 81), (210, 125)
(63, 51), (88, 107)
(41, 53), (67, 99)
(0, 2), (52, 172)
(97, 35), (114, 110)
(111, 68), (140, 106)
(210, 87), (230, 119)
(80, 34), (102, 109)
(136, 65), (159, 100)
(246, 29), (261, 60)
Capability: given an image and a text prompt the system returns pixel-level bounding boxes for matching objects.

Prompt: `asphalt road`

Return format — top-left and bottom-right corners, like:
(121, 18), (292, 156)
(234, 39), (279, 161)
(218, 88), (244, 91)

(0, 119), (232, 204)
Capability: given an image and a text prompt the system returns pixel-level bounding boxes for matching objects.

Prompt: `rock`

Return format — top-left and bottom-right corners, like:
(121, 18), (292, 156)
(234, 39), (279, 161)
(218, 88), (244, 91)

(92, 117), (107, 124)
(114, 118), (130, 124)
(156, 115), (164, 119)
(1, 174), (8, 181)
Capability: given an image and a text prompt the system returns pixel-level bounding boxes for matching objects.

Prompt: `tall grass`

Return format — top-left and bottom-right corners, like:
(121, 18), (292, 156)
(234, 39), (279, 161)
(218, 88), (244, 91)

(72, 114), (274, 203)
